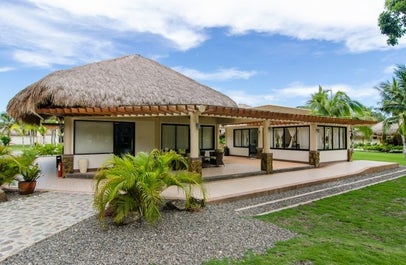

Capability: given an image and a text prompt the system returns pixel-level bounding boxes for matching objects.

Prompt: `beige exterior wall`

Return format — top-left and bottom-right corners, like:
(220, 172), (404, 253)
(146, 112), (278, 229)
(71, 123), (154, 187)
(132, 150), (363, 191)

(270, 149), (309, 162)
(64, 115), (219, 170)
(319, 150), (348, 163)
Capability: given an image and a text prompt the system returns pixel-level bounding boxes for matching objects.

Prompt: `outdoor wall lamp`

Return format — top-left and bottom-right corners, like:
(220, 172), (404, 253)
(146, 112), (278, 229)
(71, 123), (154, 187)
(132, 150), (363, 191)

(197, 105), (206, 113)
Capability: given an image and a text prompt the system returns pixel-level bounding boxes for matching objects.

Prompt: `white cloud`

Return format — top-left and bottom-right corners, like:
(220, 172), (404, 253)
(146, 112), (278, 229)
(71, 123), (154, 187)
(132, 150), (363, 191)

(275, 82), (379, 106)
(223, 82), (379, 108)
(0, 2), (116, 67)
(225, 90), (276, 107)
(0, 0), (402, 68)
(0, 67), (14, 72)
(172, 66), (257, 81)
(384, 65), (396, 74)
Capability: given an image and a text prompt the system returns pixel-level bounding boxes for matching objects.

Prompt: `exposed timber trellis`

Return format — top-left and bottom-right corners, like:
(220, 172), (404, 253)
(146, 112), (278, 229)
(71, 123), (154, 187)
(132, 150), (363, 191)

(35, 104), (376, 126)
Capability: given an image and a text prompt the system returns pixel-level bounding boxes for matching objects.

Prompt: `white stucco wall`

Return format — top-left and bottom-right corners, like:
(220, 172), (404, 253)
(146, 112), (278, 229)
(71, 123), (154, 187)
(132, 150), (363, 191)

(10, 135), (59, 145)
(319, 150), (348, 163)
(73, 154), (113, 170)
(230, 147), (249, 156)
(270, 149), (309, 162)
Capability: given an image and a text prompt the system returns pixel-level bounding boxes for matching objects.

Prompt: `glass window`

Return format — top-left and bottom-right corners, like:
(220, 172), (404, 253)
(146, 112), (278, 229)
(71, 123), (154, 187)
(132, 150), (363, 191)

(162, 125), (176, 150)
(234, 130), (242, 147)
(317, 126), (347, 150)
(272, 126), (309, 150)
(242, 129), (249, 147)
(74, 121), (114, 154)
(297, 127), (309, 149)
(161, 124), (189, 151)
(233, 129), (254, 148)
(200, 126), (214, 150)
(339, 128), (346, 149)
(273, 128), (284, 148)
(325, 127), (332, 150)
(176, 125), (189, 150)
(333, 127), (340, 149)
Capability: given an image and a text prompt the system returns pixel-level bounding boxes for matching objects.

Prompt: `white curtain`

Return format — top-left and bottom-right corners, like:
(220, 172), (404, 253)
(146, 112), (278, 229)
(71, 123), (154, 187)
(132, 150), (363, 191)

(275, 128), (284, 147)
(297, 127), (309, 149)
(317, 127), (324, 149)
(287, 128), (296, 148)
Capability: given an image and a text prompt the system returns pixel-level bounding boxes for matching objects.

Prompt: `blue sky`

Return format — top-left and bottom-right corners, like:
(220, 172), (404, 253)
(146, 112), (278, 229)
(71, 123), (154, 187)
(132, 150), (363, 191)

(1, 0), (406, 113)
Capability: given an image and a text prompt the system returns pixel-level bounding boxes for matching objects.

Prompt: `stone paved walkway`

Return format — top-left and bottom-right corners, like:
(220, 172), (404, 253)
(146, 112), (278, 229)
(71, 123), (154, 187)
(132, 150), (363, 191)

(0, 192), (94, 262)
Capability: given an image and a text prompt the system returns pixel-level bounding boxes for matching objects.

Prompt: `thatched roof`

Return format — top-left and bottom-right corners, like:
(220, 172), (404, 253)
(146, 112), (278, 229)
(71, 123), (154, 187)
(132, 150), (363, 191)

(371, 121), (398, 135)
(7, 55), (237, 123)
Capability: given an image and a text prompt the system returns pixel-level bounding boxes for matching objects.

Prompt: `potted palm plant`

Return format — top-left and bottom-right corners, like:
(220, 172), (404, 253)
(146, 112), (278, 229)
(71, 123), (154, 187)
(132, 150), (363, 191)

(18, 163), (41, 195)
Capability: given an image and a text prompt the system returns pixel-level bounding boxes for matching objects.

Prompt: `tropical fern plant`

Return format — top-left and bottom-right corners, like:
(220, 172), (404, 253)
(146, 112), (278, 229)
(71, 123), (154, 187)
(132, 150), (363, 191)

(94, 149), (205, 226)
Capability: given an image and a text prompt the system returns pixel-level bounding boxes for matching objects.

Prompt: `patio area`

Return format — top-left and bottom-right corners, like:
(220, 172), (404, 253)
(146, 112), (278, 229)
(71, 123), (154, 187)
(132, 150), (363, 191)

(5, 155), (399, 203)
(203, 155), (312, 180)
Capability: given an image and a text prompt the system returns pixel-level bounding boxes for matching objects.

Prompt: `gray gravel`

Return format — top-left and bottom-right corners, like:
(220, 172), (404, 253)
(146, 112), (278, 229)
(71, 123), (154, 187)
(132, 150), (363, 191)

(0, 200), (295, 265)
(2, 167), (405, 265)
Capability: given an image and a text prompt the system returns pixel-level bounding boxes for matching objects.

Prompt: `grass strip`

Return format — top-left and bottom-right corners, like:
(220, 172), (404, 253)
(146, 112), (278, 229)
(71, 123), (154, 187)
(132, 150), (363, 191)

(205, 176), (406, 265)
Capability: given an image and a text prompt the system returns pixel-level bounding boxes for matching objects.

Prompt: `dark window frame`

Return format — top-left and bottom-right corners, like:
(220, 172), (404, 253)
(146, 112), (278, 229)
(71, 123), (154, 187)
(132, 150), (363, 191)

(200, 125), (215, 150)
(317, 125), (347, 151)
(233, 128), (255, 148)
(74, 120), (135, 155)
(271, 125), (310, 150)
(161, 123), (190, 152)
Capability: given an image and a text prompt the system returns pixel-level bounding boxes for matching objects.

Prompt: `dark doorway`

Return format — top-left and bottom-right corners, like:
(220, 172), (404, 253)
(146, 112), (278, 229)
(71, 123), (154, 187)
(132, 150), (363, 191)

(114, 122), (135, 156)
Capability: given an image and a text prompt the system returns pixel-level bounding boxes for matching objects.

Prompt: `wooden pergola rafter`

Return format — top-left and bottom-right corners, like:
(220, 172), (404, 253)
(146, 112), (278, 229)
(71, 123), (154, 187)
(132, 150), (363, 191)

(35, 104), (377, 126)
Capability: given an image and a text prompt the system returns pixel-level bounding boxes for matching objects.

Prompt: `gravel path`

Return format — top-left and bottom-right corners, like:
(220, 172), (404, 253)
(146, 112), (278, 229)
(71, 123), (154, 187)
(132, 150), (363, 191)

(1, 201), (295, 265)
(1, 167), (404, 265)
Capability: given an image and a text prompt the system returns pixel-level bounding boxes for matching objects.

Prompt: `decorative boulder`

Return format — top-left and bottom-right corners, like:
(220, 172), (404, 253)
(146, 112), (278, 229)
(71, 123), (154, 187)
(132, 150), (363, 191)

(0, 189), (7, 202)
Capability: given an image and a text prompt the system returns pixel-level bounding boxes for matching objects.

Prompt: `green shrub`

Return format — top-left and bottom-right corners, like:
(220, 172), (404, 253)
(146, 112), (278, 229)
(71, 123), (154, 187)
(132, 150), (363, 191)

(32, 143), (63, 156)
(354, 142), (403, 153)
(0, 135), (11, 146)
(94, 149), (205, 226)
(0, 155), (19, 186)
(20, 163), (41, 182)
(0, 150), (37, 186)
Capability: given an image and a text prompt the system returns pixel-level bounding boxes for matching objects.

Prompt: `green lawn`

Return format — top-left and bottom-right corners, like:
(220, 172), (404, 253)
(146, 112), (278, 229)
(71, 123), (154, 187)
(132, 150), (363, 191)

(205, 151), (406, 265)
(353, 150), (406, 166)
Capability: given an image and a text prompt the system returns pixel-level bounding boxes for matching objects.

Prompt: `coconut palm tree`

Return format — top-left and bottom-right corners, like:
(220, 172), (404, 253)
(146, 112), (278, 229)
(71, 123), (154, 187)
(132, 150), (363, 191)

(305, 86), (373, 146)
(306, 86), (366, 118)
(94, 149), (205, 226)
(376, 64), (406, 155)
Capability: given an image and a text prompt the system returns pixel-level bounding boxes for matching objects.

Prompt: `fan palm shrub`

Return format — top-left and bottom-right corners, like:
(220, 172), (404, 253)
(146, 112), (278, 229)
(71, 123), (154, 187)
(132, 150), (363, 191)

(94, 149), (205, 226)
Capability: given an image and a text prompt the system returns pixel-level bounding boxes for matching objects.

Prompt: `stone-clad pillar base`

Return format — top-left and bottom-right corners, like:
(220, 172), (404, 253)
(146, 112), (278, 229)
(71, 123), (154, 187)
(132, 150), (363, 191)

(62, 154), (74, 177)
(261, 153), (273, 174)
(188, 157), (202, 176)
(309, 151), (320, 168)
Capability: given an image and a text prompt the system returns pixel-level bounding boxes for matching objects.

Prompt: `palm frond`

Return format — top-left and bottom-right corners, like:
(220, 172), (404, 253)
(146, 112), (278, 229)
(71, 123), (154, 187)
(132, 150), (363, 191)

(93, 149), (206, 226)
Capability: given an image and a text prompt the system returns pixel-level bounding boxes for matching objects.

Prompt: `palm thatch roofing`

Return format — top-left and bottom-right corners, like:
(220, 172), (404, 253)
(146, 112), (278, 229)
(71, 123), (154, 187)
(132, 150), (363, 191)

(7, 55), (237, 124)
(371, 121), (398, 135)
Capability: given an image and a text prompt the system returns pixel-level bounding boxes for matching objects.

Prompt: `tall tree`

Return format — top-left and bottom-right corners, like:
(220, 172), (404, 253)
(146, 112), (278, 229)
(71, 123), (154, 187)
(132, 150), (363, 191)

(306, 85), (366, 118)
(376, 64), (406, 154)
(306, 86), (372, 145)
(378, 0), (406, 46)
